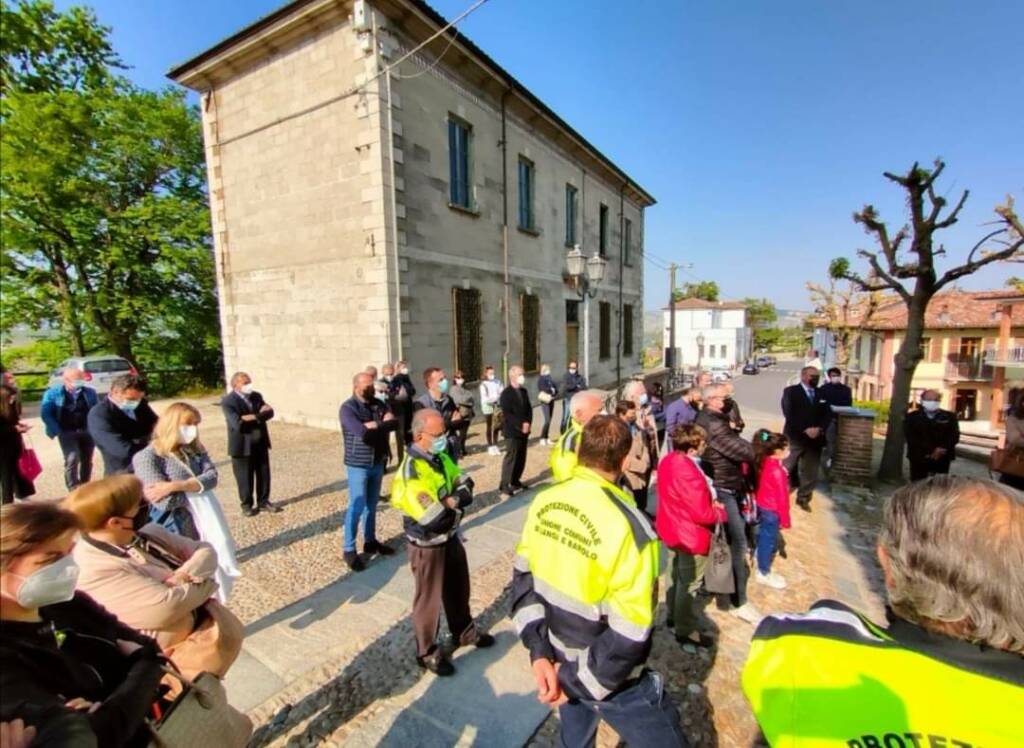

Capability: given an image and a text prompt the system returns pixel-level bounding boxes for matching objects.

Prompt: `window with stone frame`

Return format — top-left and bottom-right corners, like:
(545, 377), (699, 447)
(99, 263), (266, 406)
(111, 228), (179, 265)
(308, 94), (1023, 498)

(520, 293), (540, 373)
(624, 218), (633, 266)
(452, 287), (482, 378)
(448, 116), (472, 209)
(565, 184), (578, 246)
(623, 304), (634, 357)
(599, 301), (611, 360)
(598, 204), (609, 256)
(518, 157), (535, 231)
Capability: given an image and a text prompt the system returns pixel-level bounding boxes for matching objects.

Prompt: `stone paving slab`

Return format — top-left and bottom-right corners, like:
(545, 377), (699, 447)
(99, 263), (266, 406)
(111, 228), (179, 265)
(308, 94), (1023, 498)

(345, 623), (548, 748)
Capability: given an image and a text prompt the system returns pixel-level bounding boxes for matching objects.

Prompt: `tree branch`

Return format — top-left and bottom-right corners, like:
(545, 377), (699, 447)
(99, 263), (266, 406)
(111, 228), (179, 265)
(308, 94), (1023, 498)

(936, 238), (1024, 290)
(935, 189), (969, 229)
(855, 249), (912, 303)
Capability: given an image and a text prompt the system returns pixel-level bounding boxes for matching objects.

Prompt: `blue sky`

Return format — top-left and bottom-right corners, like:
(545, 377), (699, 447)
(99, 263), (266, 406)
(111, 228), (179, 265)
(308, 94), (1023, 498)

(62, 0), (1022, 311)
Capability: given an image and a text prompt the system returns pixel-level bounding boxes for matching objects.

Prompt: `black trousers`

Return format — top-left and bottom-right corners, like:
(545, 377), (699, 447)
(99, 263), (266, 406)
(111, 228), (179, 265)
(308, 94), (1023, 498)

(501, 435), (528, 489)
(784, 440), (822, 504)
(909, 457), (951, 482)
(58, 430), (94, 490)
(232, 448), (271, 508)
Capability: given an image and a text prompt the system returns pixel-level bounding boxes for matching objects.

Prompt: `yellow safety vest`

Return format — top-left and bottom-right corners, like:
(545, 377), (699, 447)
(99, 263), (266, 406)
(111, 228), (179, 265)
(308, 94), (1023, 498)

(742, 599), (1024, 748)
(391, 448), (462, 545)
(550, 420), (582, 483)
(511, 466), (661, 701)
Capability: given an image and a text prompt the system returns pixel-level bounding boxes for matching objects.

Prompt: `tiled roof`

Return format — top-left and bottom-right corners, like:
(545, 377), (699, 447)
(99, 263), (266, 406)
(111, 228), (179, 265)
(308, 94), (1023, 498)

(852, 290), (1024, 330)
(663, 299), (747, 311)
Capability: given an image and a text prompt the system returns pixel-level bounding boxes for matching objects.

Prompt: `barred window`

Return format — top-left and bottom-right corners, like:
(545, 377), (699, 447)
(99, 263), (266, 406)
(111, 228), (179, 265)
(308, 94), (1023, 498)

(599, 301), (611, 360)
(521, 293), (540, 373)
(452, 287), (482, 378)
(623, 304), (634, 357)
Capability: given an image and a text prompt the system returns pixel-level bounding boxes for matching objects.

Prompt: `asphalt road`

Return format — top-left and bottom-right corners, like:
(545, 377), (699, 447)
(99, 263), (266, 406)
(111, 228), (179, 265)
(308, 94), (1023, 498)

(731, 359), (802, 419)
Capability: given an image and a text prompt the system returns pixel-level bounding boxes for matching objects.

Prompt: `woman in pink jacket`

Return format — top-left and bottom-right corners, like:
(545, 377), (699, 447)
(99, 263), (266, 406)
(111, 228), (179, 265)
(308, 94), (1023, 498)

(656, 424), (727, 647)
(752, 430), (791, 590)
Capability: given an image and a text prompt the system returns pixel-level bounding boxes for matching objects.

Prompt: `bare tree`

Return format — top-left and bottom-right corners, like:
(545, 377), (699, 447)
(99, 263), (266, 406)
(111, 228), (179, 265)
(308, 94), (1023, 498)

(806, 280), (880, 369)
(830, 160), (1023, 481)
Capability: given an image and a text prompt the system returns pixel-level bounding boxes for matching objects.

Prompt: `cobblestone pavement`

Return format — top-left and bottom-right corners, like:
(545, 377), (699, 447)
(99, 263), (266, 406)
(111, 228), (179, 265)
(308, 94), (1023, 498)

(22, 395), (995, 746)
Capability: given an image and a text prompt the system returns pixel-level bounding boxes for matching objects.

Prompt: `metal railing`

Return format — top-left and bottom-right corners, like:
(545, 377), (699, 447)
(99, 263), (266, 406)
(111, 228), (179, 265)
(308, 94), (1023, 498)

(944, 354), (993, 382)
(983, 345), (1024, 367)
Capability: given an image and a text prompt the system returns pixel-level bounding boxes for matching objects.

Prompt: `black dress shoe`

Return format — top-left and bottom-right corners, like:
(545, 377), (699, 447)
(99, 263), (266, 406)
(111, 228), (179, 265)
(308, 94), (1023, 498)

(472, 633), (495, 649)
(796, 499), (812, 513)
(364, 540), (395, 557)
(258, 501), (283, 514)
(675, 632), (716, 649)
(416, 653), (455, 676)
(241, 505), (258, 517)
(343, 551), (365, 572)
(511, 481), (527, 491)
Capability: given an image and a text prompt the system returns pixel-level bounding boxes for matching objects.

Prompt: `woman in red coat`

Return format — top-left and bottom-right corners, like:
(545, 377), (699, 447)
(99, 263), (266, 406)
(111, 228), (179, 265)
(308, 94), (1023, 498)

(752, 429), (791, 590)
(656, 424), (727, 647)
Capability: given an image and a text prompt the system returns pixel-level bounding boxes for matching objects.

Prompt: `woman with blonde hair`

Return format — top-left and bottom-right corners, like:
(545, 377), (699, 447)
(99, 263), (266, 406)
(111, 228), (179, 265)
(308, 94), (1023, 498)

(65, 475), (243, 682)
(133, 402), (240, 601)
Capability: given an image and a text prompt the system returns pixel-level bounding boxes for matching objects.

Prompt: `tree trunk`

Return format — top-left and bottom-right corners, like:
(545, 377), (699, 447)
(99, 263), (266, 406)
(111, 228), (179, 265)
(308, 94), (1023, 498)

(878, 290), (930, 481)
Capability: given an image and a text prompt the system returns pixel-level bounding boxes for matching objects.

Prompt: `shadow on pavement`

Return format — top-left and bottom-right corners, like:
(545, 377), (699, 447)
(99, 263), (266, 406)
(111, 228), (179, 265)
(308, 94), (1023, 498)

(249, 579), (516, 747)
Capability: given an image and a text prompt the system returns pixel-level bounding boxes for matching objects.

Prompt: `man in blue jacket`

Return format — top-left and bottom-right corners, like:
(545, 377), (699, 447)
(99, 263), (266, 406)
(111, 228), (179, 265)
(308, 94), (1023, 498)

(40, 367), (98, 489)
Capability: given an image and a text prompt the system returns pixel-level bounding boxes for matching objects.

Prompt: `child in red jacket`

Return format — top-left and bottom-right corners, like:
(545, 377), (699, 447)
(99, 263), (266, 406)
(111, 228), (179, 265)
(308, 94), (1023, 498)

(752, 429), (790, 590)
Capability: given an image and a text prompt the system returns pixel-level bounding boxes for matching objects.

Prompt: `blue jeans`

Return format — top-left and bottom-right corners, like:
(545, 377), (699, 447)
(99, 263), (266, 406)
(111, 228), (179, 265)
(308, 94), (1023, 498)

(559, 670), (687, 748)
(344, 463), (384, 552)
(756, 508), (781, 574)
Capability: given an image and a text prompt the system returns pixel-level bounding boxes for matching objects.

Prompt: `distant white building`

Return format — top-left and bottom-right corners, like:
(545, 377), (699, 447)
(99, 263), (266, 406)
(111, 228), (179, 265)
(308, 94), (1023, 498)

(662, 299), (752, 371)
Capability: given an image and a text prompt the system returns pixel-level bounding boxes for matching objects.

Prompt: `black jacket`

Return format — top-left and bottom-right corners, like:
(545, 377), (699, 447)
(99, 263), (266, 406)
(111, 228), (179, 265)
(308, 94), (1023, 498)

(0, 593), (165, 748)
(562, 371), (587, 398)
(222, 390), (274, 457)
(694, 408), (754, 493)
(781, 384), (831, 446)
(413, 392), (458, 433)
(500, 385), (532, 439)
(819, 382), (853, 409)
(904, 408), (960, 463)
(87, 397), (158, 475)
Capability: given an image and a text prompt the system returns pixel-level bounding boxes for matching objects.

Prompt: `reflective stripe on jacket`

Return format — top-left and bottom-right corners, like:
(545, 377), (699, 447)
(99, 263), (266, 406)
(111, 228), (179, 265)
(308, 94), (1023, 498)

(742, 599), (1024, 748)
(511, 466), (661, 702)
(550, 420), (582, 483)
(390, 446), (463, 546)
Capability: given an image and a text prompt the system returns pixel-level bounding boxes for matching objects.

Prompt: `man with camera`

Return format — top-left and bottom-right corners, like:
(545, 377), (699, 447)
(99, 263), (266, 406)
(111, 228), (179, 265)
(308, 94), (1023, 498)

(391, 409), (494, 675)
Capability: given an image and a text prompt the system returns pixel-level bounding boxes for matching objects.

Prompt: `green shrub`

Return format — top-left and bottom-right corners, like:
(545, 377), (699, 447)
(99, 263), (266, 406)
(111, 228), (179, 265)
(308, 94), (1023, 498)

(854, 399), (890, 426)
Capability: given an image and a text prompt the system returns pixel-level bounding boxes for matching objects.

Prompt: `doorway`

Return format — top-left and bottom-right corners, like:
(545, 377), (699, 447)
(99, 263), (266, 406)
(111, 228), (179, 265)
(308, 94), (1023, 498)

(565, 300), (580, 367)
(954, 389), (977, 421)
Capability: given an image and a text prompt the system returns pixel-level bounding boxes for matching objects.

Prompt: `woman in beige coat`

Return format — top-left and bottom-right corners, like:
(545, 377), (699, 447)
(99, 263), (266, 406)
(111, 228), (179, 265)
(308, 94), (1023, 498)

(65, 475), (243, 680)
(617, 399), (654, 515)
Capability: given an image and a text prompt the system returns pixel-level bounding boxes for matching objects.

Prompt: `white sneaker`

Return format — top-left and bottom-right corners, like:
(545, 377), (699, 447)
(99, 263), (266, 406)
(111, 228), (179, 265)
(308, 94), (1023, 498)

(729, 603), (763, 625)
(540, 438), (549, 446)
(755, 571), (787, 590)
(488, 445), (500, 456)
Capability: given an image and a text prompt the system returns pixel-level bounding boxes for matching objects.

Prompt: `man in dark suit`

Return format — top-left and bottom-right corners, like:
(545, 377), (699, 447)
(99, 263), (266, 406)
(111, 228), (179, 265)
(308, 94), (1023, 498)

(87, 373), (158, 475)
(781, 366), (831, 511)
(904, 389), (960, 481)
(222, 371), (280, 516)
(499, 365), (532, 497)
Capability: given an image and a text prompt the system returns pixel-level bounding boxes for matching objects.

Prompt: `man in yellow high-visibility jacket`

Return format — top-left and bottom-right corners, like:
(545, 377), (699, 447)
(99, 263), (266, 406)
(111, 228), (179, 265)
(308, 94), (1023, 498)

(513, 415), (686, 746)
(391, 409), (494, 675)
(549, 390), (604, 483)
(743, 476), (1024, 748)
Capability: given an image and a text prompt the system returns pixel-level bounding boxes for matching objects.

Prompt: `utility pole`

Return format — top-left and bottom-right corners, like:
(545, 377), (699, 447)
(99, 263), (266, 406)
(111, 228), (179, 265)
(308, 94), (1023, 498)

(667, 263), (677, 376)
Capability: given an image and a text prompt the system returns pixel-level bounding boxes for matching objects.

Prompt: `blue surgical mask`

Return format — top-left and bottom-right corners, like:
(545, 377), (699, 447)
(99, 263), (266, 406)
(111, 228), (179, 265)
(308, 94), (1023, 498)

(430, 435), (448, 454)
(639, 393), (649, 406)
(120, 399), (141, 412)
(438, 378), (450, 394)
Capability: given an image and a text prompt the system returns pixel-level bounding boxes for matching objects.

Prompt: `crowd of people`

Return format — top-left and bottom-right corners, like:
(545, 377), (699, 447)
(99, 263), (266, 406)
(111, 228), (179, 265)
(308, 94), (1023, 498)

(1, 357), (1021, 747)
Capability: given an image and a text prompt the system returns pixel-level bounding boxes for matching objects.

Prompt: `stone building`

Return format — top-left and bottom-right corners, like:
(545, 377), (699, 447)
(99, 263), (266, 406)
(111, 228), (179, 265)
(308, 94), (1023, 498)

(169, 0), (655, 429)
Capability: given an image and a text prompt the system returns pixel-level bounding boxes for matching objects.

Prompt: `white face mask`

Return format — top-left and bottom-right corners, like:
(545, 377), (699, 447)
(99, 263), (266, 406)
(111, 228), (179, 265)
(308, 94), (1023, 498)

(541, 369), (550, 376)
(569, 367), (577, 374)
(3, 555), (80, 609)
(454, 378), (465, 386)
(829, 376), (841, 384)
(240, 384), (254, 395)
(400, 367), (409, 376)
(178, 425), (198, 444)
(921, 400), (940, 413)
(486, 373), (495, 381)
(516, 375), (526, 386)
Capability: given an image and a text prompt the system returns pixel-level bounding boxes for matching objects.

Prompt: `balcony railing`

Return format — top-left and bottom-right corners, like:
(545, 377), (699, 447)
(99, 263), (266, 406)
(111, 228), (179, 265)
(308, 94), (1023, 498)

(984, 345), (1024, 368)
(944, 354), (993, 382)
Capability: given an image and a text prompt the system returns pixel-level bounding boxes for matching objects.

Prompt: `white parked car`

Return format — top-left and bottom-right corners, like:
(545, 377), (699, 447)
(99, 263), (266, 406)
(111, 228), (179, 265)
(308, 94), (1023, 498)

(48, 355), (137, 395)
(711, 367), (732, 382)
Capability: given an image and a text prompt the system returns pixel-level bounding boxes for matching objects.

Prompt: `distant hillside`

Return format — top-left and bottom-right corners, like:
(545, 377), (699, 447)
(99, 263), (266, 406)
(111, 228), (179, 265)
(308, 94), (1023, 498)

(775, 308), (810, 329)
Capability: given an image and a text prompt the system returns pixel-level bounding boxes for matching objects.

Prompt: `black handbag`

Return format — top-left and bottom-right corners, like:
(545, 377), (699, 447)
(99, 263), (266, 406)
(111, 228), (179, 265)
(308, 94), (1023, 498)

(703, 523), (735, 595)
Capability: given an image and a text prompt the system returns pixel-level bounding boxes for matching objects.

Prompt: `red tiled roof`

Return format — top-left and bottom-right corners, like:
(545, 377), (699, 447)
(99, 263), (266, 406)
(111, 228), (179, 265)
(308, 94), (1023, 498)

(662, 299), (747, 311)
(853, 290), (1024, 330)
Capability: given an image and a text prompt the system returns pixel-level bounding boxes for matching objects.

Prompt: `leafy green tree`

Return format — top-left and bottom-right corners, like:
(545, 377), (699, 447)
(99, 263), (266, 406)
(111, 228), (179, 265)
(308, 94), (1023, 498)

(741, 297), (777, 349)
(830, 160), (1022, 481)
(1, 1), (219, 381)
(673, 280), (719, 302)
